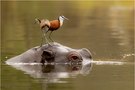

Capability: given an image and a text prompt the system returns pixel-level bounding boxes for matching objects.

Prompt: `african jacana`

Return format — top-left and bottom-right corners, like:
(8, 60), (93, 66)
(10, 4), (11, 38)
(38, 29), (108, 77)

(35, 15), (68, 46)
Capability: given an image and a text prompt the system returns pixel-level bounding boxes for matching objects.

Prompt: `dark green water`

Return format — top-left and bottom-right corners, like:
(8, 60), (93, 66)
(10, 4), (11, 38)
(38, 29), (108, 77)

(1, 1), (134, 90)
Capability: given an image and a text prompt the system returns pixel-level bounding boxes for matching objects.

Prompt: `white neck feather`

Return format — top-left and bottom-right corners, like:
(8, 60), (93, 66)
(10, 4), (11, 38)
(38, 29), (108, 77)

(59, 16), (64, 27)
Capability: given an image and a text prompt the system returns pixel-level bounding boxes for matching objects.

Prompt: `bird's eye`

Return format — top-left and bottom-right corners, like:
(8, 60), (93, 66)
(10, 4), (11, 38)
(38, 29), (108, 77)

(61, 16), (64, 18)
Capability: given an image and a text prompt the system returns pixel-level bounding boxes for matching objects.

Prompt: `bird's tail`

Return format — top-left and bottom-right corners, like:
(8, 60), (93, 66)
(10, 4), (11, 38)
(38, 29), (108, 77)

(35, 18), (50, 25)
(35, 18), (41, 24)
(35, 18), (50, 30)
(40, 19), (50, 30)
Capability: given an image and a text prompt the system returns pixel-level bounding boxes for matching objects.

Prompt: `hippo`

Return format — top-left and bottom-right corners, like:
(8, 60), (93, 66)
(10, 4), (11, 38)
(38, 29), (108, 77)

(6, 42), (93, 81)
(6, 42), (92, 64)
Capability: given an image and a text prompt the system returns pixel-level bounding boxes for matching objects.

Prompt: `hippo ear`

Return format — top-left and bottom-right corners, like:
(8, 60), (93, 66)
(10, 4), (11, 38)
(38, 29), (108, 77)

(78, 48), (92, 59)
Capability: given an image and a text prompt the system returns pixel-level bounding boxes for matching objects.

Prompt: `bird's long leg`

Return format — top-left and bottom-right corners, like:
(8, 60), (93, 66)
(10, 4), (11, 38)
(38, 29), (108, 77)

(40, 31), (44, 47)
(48, 31), (54, 42)
(43, 29), (50, 44)
(40, 29), (49, 47)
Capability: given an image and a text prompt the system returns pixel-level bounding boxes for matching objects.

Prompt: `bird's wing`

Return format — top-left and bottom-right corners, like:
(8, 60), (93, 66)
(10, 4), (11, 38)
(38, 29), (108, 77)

(49, 20), (60, 30)
(44, 19), (50, 27)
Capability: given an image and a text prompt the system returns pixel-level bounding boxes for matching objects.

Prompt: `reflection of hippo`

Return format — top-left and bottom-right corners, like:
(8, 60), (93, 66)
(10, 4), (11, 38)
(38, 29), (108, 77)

(6, 42), (92, 64)
(6, 42), (93, 82)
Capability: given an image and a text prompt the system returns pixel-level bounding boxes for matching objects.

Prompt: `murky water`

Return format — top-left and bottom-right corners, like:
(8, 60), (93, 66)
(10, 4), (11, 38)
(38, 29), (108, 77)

(1, 1), (134, 90)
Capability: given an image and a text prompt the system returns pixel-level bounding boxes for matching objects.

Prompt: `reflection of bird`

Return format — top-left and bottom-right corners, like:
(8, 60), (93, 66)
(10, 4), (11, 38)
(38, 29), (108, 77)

(35, 15), (68, 46)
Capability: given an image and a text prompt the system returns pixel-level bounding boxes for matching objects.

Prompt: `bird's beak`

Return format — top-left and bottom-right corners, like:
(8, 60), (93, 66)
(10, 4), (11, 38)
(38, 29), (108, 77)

(63, 16), (69, 20)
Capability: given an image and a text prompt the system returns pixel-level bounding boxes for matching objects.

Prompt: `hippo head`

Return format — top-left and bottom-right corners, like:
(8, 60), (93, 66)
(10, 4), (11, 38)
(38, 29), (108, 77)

(39, 43), (92, 64)
(6, 42), (93, 80)
(6, 42), (92, 64)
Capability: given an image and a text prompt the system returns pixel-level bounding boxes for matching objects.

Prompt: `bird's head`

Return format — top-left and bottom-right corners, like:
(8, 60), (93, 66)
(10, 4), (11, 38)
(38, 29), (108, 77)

(58, 15), (69, 21)
(58, 15), (68, 26)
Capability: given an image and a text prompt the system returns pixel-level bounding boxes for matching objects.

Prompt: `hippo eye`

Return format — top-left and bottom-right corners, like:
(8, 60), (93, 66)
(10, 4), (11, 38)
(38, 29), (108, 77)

(67, 51), (82, 61)
(71, 56), (79, 60)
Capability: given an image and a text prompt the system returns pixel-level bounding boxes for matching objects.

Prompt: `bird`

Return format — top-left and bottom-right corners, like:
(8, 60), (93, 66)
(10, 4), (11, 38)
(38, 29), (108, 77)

(35, 15), (68, 47)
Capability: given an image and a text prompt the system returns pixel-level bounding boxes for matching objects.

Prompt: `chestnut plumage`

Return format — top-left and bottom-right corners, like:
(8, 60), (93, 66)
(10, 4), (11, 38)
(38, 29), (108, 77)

(35, 15), (68, 46)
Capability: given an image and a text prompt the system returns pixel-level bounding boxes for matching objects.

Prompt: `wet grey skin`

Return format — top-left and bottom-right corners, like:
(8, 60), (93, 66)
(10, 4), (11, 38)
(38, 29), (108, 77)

(5, 42), (93, 79)
(6, 42), (92, 64)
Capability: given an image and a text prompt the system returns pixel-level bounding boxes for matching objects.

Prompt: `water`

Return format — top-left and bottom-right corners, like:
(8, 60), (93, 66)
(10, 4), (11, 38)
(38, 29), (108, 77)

(1, 1), (134, 90)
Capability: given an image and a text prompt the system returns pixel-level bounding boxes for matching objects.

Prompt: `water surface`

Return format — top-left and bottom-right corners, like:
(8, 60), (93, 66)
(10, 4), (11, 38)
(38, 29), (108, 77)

(1, 1), (134, 90)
